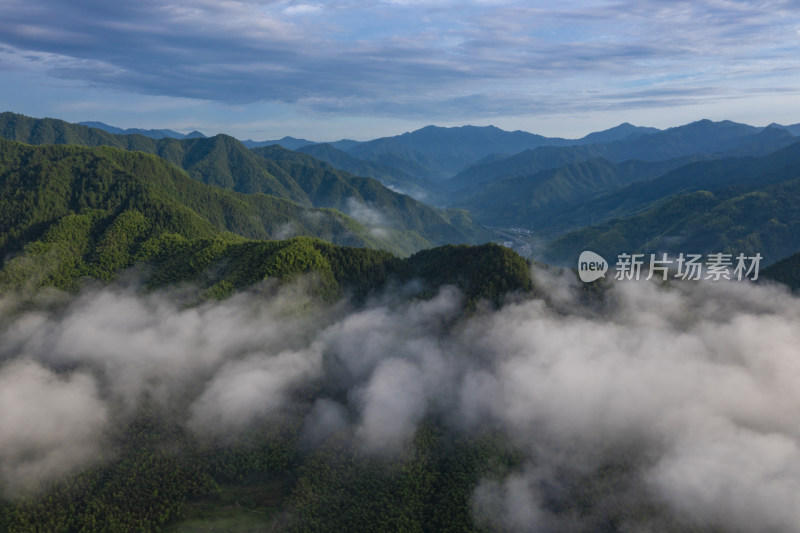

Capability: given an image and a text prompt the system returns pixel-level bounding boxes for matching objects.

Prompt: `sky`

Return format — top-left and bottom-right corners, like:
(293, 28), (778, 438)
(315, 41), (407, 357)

(1, 0), (800, 141)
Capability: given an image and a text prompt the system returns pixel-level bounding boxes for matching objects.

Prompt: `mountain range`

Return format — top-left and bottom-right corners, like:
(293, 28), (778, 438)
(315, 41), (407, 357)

(5, 110), (800, 275)
(446, 121), (796, 191)
(0, 112), (490, 258)
(242, 136), (316, 150)
(0, 136), (528, 304)
(4, 109), (800, 533)
(323, 122), (665, 184)
(542, 140), (800, 265)
(79, 120), (206, 140)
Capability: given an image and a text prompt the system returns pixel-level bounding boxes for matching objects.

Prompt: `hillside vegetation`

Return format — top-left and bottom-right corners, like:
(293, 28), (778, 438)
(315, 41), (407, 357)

(0, 112), (490, 247)
(0, 138), (528, 305)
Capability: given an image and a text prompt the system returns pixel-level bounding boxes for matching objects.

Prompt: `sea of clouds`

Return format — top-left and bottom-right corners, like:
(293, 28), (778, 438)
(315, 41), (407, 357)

(2, 268), (800, 532)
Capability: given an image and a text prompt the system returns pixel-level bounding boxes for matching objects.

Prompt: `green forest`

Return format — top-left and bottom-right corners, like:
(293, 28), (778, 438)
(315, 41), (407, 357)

(0, 126), (539, 532)
(0, 112), (491, 249)
(1, 113), (799, 533)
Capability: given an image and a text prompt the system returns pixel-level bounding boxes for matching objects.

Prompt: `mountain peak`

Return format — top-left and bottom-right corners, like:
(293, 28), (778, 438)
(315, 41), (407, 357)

(241, 136), (315, 150)
(578, 122), (659, 144)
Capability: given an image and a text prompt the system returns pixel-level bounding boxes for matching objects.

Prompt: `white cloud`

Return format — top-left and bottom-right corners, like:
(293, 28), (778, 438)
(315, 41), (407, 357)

(1, 0), (799, 132)
(4, 271), (800, 529)
(283, 3), (324, 16)
(0, 359), (109, 496)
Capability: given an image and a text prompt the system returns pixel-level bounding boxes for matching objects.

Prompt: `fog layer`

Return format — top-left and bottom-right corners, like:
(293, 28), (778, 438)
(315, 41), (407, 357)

(1, 272), (799, 532)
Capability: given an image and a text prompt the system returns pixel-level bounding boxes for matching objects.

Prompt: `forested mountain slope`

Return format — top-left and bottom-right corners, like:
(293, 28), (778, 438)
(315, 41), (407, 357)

(0, 140), (534, 533)
(0, 138), (523, 300)
(0, 138), (431, 290)
(0, 112), (490, 247)
(544, 175), (800, 266)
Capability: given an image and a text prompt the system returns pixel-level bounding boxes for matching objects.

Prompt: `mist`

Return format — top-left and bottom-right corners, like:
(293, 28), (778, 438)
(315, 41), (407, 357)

(345, 197), (391, 238)
(1, 270), (800, 532)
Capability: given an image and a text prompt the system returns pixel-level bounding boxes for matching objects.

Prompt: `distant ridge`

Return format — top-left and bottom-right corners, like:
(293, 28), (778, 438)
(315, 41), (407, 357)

(446, 119), (797, 189)
(767, 122), (800, 136)
(242, 136), (315, 150)
(336, 123), (663, 180)
(577, 122), (660, 144)
(79, 120), (206, 140)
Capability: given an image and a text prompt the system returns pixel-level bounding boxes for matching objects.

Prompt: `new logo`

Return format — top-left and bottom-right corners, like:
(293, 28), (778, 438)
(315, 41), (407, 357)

(578, 250), (608, 282)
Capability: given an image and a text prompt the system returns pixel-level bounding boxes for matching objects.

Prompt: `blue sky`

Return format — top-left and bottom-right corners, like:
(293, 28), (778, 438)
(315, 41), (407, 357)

(1, 0), (799, 141)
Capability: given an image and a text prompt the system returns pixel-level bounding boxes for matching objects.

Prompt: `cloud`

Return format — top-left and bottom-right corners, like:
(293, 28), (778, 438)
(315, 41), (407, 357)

(187, 345), (323, 436)
(0, 359), (108, 496)
(283, 3), (323, 16)
(354, 357), (428, 452)
(453, 277), (800, 531)
(302, 398), (350, 445)
(0, 284), (328, 411)
(344, 197), (391, 237)
(273, 220), (299, 239)
(1, 0), (799, 120)
(472, 468), (559, 532)
(4, 270), (800, 530)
